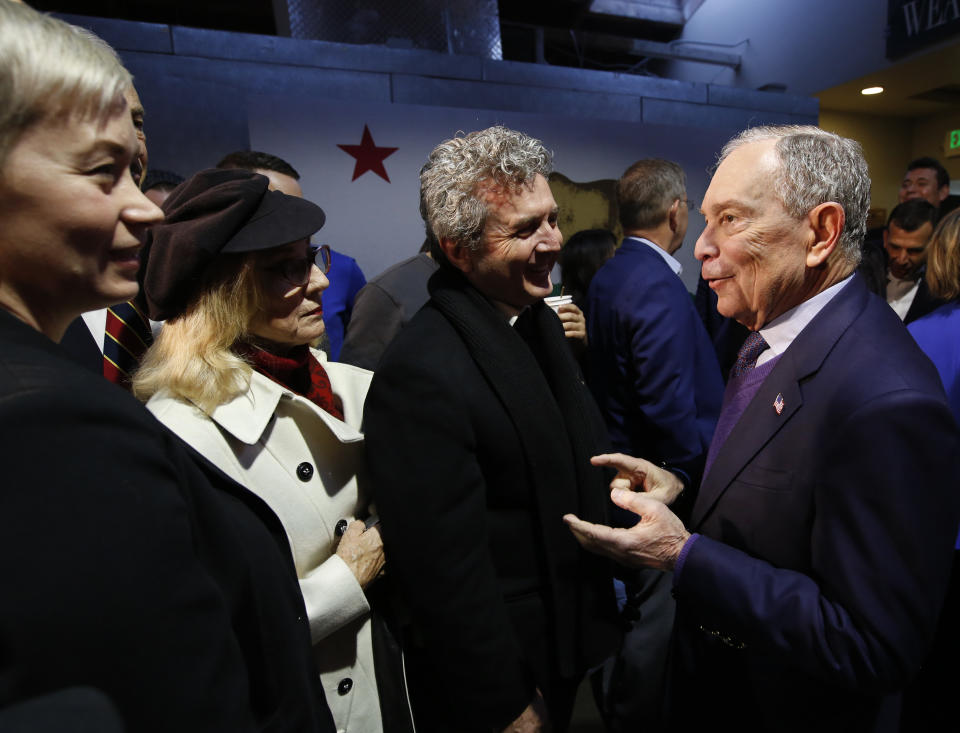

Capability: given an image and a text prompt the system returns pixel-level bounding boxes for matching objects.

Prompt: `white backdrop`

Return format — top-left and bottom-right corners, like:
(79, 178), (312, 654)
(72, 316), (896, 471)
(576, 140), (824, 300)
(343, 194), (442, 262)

(249, 96), (738, 292)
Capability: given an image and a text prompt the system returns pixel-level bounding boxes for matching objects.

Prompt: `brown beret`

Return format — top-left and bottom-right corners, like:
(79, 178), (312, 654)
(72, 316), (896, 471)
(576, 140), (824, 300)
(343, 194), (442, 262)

(141, 168), (326, 321)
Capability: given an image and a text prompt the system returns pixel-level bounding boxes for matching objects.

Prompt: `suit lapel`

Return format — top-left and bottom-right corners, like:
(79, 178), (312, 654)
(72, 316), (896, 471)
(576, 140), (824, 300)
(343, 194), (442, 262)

(691, 355), (803, 527)
(691, 277), (870, 528)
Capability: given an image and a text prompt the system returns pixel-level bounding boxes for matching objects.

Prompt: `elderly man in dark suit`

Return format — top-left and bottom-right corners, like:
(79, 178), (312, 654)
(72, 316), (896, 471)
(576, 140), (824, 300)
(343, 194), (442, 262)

(566, 125), (960, 732)
(363, 126), (621, 733)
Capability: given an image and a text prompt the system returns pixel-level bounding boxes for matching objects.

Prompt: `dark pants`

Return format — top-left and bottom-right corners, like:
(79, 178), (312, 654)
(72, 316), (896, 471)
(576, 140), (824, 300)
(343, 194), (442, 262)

(591, 569), (675, 733)
(899, 549), (960, 730)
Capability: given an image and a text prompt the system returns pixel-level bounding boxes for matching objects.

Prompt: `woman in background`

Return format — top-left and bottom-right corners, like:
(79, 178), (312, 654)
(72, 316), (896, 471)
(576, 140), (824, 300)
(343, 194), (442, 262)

(903, 206), (960, 732)
(559, 228), (617, 310)
(909, 208), (960, 414)
(134, 168), (391, 733)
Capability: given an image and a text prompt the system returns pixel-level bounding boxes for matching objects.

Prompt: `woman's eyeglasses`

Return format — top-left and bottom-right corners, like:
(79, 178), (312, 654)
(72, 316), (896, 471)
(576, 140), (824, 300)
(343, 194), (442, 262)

(265, 244), (332, 287)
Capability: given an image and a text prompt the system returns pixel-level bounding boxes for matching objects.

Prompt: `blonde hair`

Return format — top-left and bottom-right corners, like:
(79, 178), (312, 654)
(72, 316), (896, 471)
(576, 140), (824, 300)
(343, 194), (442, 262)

(925, 209), (960, 301)
(133, 255), (262, 413)
(0, 1), (131, 167)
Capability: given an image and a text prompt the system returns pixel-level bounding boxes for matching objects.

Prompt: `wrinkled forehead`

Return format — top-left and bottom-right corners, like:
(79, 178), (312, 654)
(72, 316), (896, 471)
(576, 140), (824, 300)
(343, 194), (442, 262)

(707, 140), (780, 207)
(476, 173), (539, 205)
(904, 167), (939, 183)
(888, 220), (933, 243)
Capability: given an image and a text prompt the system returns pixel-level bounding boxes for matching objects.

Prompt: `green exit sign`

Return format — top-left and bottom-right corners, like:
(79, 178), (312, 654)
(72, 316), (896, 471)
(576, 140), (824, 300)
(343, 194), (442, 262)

(946, 130), (960, 159)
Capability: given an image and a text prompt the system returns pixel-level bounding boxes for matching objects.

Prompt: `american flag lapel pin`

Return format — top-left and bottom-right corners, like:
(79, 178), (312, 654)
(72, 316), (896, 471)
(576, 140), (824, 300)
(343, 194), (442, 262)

(774, 393), (784, 415)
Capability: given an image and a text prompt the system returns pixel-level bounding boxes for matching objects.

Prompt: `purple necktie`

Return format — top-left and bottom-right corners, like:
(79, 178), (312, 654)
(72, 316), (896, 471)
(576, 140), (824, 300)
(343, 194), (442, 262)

(729, 331), (769, 379)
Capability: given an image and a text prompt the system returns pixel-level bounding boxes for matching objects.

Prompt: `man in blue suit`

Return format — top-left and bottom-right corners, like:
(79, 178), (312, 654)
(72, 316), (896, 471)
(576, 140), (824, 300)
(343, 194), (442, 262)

(565, 125), (960, 732)
(585, 159), (723, 731)
(587, 158), (723, 482)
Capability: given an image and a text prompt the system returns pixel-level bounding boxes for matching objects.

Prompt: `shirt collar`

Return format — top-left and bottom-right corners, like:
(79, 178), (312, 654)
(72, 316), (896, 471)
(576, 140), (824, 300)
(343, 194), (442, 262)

(206, 352), (363, 445)
(625, 236), (682, 276)
(756, 275), (853, 366)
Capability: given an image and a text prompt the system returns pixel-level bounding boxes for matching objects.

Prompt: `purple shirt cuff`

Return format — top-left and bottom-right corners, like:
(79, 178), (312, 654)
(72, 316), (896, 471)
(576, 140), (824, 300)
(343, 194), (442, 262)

(673, 533), (700, 588)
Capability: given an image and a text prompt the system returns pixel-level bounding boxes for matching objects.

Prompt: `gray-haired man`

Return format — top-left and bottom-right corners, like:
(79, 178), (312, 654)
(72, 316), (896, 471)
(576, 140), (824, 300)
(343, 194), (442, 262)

(364, 126), (620, 733)
(567, 125), (960, 732)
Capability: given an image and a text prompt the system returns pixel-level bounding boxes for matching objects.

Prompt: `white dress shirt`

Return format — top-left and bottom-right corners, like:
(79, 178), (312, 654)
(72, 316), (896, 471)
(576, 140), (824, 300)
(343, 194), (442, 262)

(756, 275), (853, 367)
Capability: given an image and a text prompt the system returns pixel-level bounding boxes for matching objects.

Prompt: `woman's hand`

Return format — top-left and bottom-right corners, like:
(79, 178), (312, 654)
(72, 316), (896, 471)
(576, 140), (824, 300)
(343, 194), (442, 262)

(335, 520), (386, 589)
(502, 690), (551, 732)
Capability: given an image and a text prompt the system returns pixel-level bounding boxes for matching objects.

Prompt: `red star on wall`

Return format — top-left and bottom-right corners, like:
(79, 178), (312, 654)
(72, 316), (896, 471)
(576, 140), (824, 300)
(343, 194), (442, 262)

(337, 125), (398, 182)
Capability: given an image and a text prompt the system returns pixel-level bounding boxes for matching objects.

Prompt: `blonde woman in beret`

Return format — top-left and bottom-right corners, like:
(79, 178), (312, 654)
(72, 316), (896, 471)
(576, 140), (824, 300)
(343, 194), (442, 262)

(134, 167), (393, 733)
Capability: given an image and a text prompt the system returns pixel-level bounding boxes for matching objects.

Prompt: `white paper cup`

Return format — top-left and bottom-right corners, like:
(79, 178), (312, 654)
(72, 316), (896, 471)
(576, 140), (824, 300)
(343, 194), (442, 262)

(544, 295), (573, 312)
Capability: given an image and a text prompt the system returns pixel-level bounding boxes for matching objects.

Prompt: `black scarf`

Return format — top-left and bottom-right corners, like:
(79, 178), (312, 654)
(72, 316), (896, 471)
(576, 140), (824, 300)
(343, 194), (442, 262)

(428, 267), (621, 674)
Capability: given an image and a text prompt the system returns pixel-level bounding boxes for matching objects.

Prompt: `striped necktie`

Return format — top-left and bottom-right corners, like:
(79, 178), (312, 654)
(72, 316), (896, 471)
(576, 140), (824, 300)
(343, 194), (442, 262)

(103, 300), (153, 389)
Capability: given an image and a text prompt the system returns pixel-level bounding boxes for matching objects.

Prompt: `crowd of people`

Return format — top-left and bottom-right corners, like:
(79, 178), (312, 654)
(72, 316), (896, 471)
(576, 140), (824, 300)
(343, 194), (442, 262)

(1, 3), (958, 733)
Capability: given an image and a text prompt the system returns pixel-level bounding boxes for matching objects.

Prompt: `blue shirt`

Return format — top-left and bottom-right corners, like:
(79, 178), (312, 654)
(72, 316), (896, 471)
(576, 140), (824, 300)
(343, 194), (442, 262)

(322, 249), (366, 360)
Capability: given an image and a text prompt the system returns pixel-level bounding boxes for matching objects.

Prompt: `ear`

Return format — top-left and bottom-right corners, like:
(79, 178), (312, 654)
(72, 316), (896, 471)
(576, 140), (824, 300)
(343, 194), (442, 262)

(439, 237), (474, 274)
(667, 199), (681, 233)
(805, 202), (844, 267)
(939, 184), (950, 203)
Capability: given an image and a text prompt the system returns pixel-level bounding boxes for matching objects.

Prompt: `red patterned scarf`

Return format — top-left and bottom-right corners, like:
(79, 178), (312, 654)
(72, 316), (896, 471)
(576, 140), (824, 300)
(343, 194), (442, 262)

(236, 342), (344, 421)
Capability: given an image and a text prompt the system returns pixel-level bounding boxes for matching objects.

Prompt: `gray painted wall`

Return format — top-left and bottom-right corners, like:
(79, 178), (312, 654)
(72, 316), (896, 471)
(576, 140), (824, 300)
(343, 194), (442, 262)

(60, 14), (817, 289)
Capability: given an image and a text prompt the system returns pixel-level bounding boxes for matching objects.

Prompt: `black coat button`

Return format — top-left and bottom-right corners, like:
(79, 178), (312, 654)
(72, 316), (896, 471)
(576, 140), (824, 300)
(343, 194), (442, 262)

(296, 462), (313, 481)
(337, 678), (353, 695)
(335, 519), (349, 537)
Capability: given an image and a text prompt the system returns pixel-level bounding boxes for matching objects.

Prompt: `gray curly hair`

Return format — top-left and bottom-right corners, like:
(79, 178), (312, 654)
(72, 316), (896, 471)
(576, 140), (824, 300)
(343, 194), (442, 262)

(719, 125), (870, 266)
(419, 126), (553, 252)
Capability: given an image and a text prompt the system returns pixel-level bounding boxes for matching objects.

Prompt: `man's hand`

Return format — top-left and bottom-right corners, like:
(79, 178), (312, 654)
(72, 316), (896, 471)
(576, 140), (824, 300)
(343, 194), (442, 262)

(591, 452), (684, 505)
(564, 489), (690, 571)
(502, 690), (551, 733)
(557, 303), (587, 347)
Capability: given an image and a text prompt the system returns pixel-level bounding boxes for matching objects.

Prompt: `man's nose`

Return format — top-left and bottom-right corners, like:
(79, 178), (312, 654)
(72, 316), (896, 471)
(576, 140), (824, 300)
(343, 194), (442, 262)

(694, 230), (714, 261)
(538, 227), (562, 251)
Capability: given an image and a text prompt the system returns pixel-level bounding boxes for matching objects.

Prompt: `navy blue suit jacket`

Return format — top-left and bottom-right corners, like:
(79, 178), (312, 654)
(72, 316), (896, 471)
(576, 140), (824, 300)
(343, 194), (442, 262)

(671, 276), (960, 732)
(586, 238), (723, 473)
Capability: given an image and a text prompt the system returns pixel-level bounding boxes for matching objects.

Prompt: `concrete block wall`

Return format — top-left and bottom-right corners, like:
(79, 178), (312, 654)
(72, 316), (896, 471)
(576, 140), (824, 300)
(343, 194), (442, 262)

(57, 13), (817, 285)
(61, 13), (816, 174)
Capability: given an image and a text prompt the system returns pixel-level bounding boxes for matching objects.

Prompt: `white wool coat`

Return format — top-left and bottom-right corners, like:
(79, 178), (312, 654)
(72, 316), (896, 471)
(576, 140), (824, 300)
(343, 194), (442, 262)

(147, 351), (381, 733)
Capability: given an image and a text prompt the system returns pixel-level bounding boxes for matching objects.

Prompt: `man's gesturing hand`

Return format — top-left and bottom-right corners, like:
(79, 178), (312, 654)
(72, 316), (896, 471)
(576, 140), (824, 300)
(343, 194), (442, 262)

(591, 452), (685, 505)
(564, 488), (690, 572)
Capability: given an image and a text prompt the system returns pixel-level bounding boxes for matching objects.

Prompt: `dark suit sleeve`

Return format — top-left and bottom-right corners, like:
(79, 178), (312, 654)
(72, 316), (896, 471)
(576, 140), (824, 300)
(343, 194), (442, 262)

(339, 283), (403, 371)
(0, 383), (259, 733)
(363, 350), (535, 730)
(676, 389), (960, 692)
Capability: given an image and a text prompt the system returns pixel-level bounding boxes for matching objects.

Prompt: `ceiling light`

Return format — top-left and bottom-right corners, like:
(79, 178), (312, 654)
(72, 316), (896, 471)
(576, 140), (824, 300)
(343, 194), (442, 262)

(861, 86), (884, 95)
